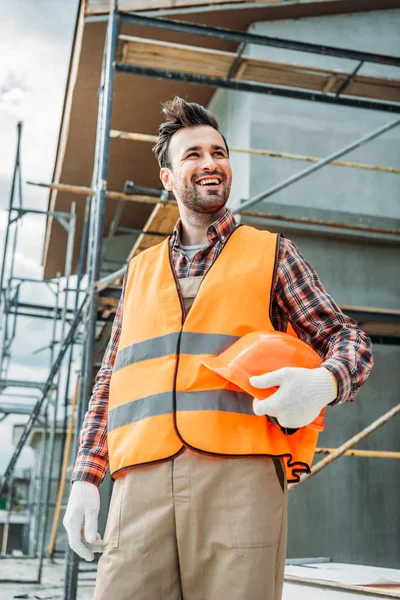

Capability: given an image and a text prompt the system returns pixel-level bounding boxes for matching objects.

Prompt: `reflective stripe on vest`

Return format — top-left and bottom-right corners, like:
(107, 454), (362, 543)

(109, 389), (254, 432)
(108, 225), (320, 482)
(113, 332), (239, 373)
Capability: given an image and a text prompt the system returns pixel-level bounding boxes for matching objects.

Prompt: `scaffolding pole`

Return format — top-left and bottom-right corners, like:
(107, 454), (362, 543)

(32, 406), (50, 558)
(32, 274), (61, 559)
(55, 194), (91, 552)
(289, 402), (400, 491)
(48, 380), (79, 557)
(37, 203), (76, 583)
(0, 474), (13, 555)
(116, 63), (400, 114)
(120, 12), (400, 67)
(0, 122), (23, 301)
(0, 122), (24, 379)
(63, 2), (119, 598)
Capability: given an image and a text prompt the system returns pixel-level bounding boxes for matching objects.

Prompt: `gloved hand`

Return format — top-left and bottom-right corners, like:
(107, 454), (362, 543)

(63, 480), (103, 561)
(251, 366), (337, 429)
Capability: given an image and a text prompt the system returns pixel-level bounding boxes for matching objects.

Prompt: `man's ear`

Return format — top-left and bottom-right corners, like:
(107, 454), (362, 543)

(160, 167), (174, 191)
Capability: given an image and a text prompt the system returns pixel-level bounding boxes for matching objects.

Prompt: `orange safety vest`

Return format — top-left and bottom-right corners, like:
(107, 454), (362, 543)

(108, 225), (320, 482)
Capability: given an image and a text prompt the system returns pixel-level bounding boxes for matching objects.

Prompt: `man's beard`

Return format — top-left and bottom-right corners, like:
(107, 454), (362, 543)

(175, 178), (231, 215)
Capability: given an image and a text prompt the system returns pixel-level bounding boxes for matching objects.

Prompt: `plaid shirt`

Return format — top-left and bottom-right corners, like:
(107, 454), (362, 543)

(73, 209), (374, 486)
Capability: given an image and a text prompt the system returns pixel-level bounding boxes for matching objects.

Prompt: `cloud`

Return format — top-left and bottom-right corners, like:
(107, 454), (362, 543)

(0, 71), (30, 113)
(0, 0), (80, 185)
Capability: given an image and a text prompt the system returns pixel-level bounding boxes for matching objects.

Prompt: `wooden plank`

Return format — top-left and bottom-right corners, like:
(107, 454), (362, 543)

(239, 59), (338, 93)
(119, 36), (234, 79)
(345, 78), (400, 103)
(284, 575), (400, 598)
(127, 201), (179, 260)
(118, 36), (400, 103)
(236, 59), (400, 102)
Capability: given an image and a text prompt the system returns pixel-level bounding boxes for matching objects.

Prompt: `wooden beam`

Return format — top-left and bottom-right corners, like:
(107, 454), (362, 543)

(27, 180), (171, 207)
(127, 202), (179, 260)
(316, 448), (400, 459)
(85, 0), (280, 17)
(28, 182), (400, 237)
(109, 130), (400, 176)
(84, 0), (399, 18)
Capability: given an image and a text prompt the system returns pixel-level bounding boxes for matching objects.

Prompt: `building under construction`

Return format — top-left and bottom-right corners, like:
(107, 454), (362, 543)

(0, 0), (399, 598)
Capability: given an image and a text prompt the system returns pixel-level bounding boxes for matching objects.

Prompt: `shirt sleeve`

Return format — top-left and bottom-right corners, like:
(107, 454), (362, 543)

(271, 236), (374, 405)
(72, 271), (127, 486)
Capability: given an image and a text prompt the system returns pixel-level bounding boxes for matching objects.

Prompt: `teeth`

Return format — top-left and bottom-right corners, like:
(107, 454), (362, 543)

(198, 178), (220, 186)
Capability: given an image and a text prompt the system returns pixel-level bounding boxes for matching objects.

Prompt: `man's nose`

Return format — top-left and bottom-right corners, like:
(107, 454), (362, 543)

(201, 154), (217, 171)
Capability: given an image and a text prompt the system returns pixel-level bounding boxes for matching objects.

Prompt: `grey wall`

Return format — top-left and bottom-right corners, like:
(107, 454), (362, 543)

(210, 9), (400, 568)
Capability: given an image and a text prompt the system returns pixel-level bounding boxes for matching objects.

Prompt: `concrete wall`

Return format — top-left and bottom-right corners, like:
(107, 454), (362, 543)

(208, 89), (251, 211)
(210, 9), (400, 568)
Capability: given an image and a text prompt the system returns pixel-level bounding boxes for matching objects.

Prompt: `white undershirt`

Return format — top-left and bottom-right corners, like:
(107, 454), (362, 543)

(179, 242), (205, 261)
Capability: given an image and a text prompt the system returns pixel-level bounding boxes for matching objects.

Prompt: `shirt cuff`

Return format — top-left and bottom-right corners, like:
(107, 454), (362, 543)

(322, 358), (353, 406)
(71, 454), (109, 487)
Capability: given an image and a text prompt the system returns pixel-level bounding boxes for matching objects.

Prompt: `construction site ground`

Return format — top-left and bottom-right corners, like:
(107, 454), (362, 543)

(2, 558), (400, 600)
(0, 558), (95, 600)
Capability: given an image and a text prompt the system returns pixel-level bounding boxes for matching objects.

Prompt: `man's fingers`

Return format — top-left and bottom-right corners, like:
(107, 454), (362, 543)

(84, 507), (99, 544)
(76, 540), (94, 562)
(250, 368), (286, 390)
(65, 528), (94, 561)
(253, 390), (284, 417)
(89, 534), (104, 554)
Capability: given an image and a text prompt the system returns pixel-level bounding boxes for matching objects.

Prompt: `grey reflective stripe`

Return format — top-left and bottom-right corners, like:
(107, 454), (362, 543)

(108, 389), (254, 432)
(108, 392), (173, 432)
(114, 333), (179, 372)
(177, 390), (254, 415)
(113, 332), (239, 373)
(180, 332), (238, 356)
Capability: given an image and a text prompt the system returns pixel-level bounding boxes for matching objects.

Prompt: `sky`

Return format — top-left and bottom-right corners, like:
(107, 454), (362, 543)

(0, 0), (80, 474)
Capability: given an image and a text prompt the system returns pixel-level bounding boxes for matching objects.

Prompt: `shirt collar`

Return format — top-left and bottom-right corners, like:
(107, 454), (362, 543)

(171, 208), (238, 249)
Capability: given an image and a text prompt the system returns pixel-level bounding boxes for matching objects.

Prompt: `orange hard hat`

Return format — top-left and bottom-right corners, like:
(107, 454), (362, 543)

(202, 330), (325, 432)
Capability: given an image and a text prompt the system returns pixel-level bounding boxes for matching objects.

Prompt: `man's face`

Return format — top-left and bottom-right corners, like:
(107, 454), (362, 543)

(160, 125), (232, 215)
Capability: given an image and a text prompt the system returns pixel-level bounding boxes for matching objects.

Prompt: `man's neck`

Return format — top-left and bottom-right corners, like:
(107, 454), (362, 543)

(179, 208), (227, 246)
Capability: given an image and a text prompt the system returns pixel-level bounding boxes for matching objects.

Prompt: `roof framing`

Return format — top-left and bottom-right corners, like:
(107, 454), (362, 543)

(85, 0), (400, 18)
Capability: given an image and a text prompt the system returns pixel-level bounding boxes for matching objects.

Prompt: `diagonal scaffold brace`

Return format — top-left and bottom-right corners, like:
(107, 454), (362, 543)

(0, 295), (89, 498)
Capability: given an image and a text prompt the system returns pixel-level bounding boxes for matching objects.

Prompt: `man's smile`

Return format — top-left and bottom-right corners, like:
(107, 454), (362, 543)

(194, 175), (224, 189)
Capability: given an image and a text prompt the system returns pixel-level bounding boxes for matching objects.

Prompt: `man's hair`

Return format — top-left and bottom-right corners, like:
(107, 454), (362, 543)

(152, 96), (229, 169)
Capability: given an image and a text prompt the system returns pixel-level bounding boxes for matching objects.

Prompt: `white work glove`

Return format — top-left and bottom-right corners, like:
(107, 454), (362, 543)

(63, 481), (103, 561)
(251, 367), (337, 429)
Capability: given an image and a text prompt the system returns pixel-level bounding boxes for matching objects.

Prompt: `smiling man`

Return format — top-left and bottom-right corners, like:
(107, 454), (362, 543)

(64, 97), (373, 600)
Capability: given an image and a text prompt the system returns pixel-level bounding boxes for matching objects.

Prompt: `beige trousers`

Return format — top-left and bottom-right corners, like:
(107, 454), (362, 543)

(93, 449), (287, 600)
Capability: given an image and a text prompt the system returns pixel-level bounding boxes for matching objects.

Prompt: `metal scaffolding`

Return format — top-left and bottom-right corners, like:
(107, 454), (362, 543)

(0, 122), (80, 581)
(1, 2), (399, 598)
